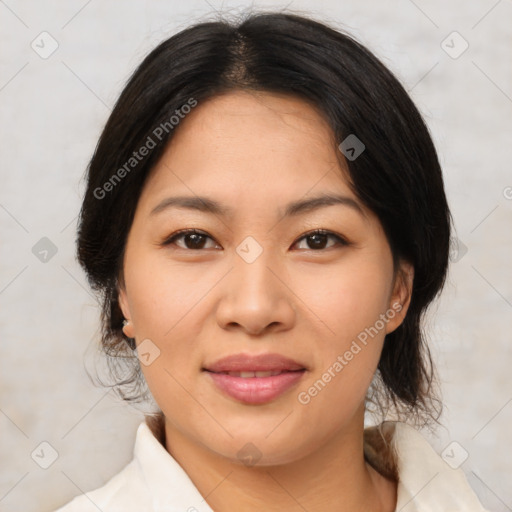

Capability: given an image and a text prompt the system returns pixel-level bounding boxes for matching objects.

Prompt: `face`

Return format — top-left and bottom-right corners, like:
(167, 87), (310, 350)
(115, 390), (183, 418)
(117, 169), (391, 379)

(119, 90), (413, 466)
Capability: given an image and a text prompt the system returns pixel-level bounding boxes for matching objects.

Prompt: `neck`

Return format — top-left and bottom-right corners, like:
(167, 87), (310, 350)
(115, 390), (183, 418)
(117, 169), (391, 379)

(162, 411), (397, 512)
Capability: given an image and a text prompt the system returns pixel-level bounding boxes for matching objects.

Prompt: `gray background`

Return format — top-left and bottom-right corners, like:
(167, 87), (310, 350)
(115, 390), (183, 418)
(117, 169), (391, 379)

(0, 1), (511, 511)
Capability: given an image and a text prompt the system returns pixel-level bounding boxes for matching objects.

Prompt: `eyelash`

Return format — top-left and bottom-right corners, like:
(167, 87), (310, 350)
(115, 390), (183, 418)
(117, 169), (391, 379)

(161, 228), (349, 251)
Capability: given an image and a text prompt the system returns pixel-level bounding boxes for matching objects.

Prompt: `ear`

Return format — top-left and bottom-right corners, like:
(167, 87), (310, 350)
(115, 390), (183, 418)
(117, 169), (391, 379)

(118, 278), (135, 339)
(385, 260), (414, 335)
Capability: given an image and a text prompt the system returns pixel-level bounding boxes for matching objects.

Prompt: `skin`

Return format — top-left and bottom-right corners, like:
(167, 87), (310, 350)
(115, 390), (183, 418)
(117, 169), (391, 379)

(119, 90), (414, 511)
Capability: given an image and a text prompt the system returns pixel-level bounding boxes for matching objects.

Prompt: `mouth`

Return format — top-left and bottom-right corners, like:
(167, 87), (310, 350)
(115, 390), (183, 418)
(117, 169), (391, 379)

(203, 353), (307, 404)
(211, 370), (298, 378)
(203, 352), (307, 373)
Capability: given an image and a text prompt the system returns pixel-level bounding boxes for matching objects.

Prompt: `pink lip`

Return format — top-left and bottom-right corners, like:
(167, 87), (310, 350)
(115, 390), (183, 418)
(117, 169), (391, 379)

(203, 353), (307, 405)
(204, 353), (306, 373)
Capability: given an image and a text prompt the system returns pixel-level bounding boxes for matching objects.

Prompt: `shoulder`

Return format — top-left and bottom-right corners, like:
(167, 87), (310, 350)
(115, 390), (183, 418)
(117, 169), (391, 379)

(52, 457), (150, 512)
(52, 414), (213, 512)
(364, 421), (491, 511)
(52, 422), (153, 512)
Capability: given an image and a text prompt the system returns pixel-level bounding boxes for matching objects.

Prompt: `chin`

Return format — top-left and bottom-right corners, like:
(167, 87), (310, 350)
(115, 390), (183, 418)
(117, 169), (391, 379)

(203, 428), (318, 468)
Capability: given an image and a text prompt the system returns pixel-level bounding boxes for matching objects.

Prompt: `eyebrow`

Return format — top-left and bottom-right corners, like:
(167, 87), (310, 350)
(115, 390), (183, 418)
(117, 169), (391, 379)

(150, 193), (365, 218)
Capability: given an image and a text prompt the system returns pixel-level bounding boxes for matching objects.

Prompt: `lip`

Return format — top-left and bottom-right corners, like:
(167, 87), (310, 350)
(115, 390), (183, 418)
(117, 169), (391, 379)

(204, 353), (307, 373)
(203, 353), (307, 405)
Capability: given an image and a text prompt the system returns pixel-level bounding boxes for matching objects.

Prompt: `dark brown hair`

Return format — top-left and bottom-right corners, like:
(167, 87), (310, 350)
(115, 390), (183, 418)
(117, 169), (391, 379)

(77, 11), (451, 427)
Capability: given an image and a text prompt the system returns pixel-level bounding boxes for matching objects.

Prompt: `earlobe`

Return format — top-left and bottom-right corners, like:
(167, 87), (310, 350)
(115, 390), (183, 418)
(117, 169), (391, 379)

(118, 284), (135, 338)
(385, 261), (414, 334)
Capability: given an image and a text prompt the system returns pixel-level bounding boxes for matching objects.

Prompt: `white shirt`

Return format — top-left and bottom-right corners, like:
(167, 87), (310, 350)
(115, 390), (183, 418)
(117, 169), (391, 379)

(54, 415), (489, 511)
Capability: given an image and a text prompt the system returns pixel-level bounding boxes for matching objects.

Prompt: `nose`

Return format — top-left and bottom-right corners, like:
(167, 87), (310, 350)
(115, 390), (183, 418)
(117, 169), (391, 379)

(215, 246), (296, 336)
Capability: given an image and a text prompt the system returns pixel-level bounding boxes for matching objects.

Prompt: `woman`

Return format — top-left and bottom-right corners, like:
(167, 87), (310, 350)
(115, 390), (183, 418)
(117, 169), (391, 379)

(54, 11), (489, 511)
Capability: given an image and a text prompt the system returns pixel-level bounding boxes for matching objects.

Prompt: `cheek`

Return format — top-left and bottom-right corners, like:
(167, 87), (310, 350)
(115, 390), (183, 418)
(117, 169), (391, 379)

(125, 251), (210, 338)
(294, 257), (392, 342)
(123, 249), (228, 391)
(292, 257), (392, 403)
(123, 252), (214, 404)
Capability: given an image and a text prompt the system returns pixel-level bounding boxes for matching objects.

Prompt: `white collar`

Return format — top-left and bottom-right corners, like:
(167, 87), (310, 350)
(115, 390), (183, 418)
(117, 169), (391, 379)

(132, 415), (488, 511)
(389, 422), (489, 511)
(134, 419), (213, 511)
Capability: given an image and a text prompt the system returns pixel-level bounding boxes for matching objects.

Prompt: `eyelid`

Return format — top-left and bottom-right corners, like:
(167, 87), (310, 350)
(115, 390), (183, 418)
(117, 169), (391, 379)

(291, 229), (349, 249)
(162, 228), (220, 249)
(162, 228), (349, 250)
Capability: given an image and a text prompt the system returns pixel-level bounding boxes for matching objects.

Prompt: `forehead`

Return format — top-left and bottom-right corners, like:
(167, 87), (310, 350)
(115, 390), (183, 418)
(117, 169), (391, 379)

(139, 90), (360, 215)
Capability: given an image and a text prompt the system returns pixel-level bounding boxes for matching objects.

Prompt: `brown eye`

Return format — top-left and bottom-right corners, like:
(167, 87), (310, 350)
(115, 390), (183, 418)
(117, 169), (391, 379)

(293, 230), (348, 250)
(163, 230), (220, 250)
(163, 229), (347, 251)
